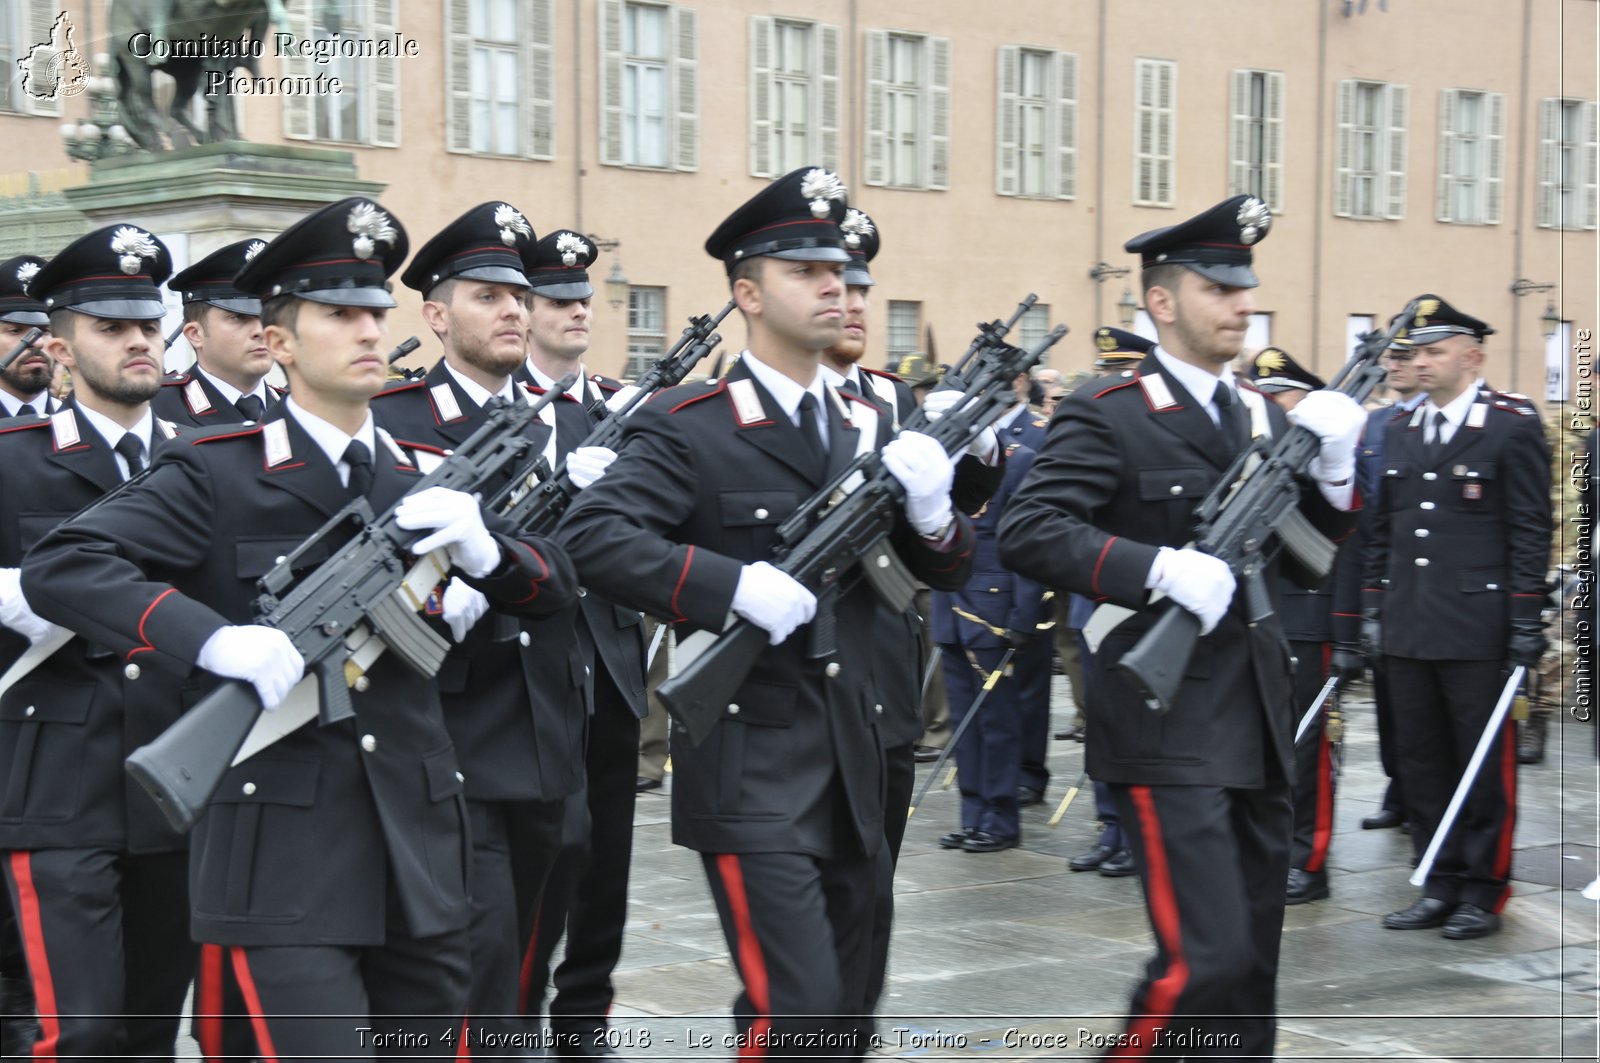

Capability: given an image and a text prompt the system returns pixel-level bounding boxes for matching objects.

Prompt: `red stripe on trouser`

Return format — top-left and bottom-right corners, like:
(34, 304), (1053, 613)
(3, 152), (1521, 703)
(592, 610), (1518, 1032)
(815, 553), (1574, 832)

(1110, 787), (1190, 1058)
(1307, 730), (1335, 872)
(1492, 716), (1519, 913)
(714, 854), (772, 1061)
(196, 944), (224, 1061)
(8, 853), (60, 1060)
(228, 948), (281, 1063)
(517, 908), (542, 1015)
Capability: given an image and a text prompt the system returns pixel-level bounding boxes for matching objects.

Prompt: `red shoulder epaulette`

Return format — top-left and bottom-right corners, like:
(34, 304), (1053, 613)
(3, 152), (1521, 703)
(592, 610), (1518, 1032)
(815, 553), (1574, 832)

(160, 372), (194, 388)
(1090, 376), (1139, 400)
(666, 378), (727, 414)
(860, 365), (905, 384)
(835, 387), (881, 412)
(373, 380), (426, 399)
(188, 424), (264, 446)
(396, 439), (449, 457)
(0, 417), (51, 436)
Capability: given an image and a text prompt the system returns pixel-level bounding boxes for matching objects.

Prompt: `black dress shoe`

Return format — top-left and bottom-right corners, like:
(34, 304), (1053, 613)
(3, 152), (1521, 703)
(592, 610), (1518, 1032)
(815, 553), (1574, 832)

(913, 745), (943, 763)
(939, 828), (974, 850)
(1382, 896), (1453, 930)
(962, 830), (1018, 853)
(1053, 724), (1086, 742)
(1361, 808), (1404, 830)
(1016, 785), (1045, 806)
(1441, 902), (1501, 940)
(1068, 843), (1114, 872)
(1097, 847), (1137, 877)
(1285, 867), (1330, 905)
(635, 775), (663, 792)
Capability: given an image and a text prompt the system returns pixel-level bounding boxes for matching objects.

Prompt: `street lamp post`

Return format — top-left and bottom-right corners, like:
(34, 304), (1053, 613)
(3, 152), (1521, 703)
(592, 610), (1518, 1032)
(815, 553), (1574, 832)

(1117, 288), (1139, 328)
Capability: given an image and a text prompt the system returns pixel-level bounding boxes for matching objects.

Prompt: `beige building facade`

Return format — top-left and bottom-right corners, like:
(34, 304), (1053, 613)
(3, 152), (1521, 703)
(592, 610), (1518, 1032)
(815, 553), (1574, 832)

(2, 0), (1595, 396)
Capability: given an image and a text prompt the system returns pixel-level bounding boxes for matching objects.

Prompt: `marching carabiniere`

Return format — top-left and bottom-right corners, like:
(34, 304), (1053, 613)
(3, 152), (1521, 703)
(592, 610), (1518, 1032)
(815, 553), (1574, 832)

(1363, 295), (1552, 940)
(556, 168), (975, 1059)
(0, 224), (193, 1062)
(154, 238), (280, 427)
(24, 197), (576, 1059)
(998, 195), (1365, 1058)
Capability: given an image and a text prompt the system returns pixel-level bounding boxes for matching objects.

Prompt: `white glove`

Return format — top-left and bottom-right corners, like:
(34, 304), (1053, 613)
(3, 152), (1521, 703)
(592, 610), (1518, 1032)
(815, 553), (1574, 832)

(197, 625), (305, 710)
(1147, 546), (1237, 636)
(1288, 391), (1365, 484)
(604, 385), (641, 414)
(731, 561), (817, 645)
(395, 486), (502, 578)
(881, 431), (956, 537)
(920, 388), (998, 460)
(0, 568), (64, 646)
(567, 446), (618, 490)
(440, 577), (489, 643)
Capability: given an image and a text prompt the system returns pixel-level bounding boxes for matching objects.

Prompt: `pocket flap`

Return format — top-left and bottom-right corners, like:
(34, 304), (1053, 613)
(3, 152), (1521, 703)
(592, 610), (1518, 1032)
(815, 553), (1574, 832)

(1381, 462), (1411, 479)
(719, 490), (799, 528)
(214, 758), (320, 807)
(1137, 467), (1210, 502)
(1450, 460), (1496, 481)
(235, 537), (331, 580)
(723, 680), (797, 727)
(423, 749), (464, 801)
(0, 682), (93, 724)
(17, 513), (69, 552)
(1459, 569), (1508, 593)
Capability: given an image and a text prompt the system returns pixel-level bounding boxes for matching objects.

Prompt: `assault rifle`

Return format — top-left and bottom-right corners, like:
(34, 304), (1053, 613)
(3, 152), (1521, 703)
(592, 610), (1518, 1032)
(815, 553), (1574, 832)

(0, 327), (43, 373)
(657, 300), (1066, 746)
(125, 375), (576, 833)
(1113, 300), (1419, 713)
(487, 299), (734, 537)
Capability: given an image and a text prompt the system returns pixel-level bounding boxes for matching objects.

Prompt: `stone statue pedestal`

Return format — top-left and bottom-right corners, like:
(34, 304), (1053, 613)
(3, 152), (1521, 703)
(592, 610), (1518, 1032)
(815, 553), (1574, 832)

(61, 141), (386, 369)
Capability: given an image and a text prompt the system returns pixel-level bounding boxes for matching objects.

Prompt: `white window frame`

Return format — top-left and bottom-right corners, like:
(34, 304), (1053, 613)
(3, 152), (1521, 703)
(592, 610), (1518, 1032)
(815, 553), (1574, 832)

(1546, 320), (1573, 404)
(1133, 58), (1176, 207)
(865, 29), (951, 191)
(1335, 79), (1407, 220)
(1346, 315), (1375, 361)
(445, 0), (555, 159)
(886, 300), (922, 362)
(1229, 69), (1284, 211)
(748, 16), (841, 176)
(284, 0), (400, 147)
(625, 286), (668, 381)
(996, 45), (1078, 200)
(1017, 303), (1052, 351)
(1538, 98), (1599, 231)
(1437, 88), (1505, 225)
(599, 0), (698, 172)
(1246, 313), (1272, 351)
(3, 1), (65, 117)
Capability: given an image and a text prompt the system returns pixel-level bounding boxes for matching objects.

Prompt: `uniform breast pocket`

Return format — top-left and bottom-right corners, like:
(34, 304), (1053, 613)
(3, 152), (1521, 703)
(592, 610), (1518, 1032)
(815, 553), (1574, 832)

(0, 682), (93, 823)
(1137, 467), (1211, 504)
(421, 748), (470, 901)
(17, 513), (71, 552)
(234, 536), (332, 583)
(1450, 460), (1495, 502)
(193, 757), (320, 923)
(718, 489), (800, 529)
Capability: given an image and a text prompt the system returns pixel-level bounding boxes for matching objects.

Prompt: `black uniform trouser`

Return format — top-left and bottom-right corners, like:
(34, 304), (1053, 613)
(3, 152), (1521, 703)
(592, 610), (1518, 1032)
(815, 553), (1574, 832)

(219, 909), (470, 1061)
(2, 847), (192, 1061)
(1289, 641), (1337, 872)
(703, 847), (889, 1060)
(1385, 656), (1518, 911)
(526, 666), (639, 1037)
(1106, 777), (1292, 1060)
(1015, 637), (1053, 794)
(881, 743), (914, 863)
(466, 794), (565, 1048)
(1371, 662), (1408, 815)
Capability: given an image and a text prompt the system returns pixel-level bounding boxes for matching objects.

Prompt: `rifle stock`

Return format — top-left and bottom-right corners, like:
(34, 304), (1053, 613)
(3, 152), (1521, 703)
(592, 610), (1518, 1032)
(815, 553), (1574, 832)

(654, 622), (769, 747)
(124, 679), (259, 834)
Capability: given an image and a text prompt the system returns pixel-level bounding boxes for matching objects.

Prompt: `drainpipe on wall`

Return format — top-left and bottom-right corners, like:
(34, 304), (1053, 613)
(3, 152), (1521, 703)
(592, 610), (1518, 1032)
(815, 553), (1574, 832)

(1508, 0), (1534, 394)
(848, 0), (859, 194)
(573, 0), (584, 232)
(1093, 0), (1106, 332)
(1311, 0), (1328, 369)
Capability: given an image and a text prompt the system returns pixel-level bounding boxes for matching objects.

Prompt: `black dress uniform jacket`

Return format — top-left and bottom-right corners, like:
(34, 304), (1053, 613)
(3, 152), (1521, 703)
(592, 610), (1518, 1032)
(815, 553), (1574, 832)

(23, 406), (575, 946)
(997, 362), (1353, 787)
(372, 364), (589, 801)
(0, 401), (186, 855)
(1363, 388), (1551, 656)
(151, 370), (281, 429)
(556, 359), (976, 857)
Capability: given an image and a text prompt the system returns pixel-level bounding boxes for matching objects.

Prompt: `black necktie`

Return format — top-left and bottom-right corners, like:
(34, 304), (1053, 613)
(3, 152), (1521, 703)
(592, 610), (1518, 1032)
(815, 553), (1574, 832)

(1429, 410), (1448, 447)
(342, 440), (374, 498)
(114, 434), (146, 479)
(797, 393), (827, 472)
(483, 395), (510, 413)
(235, 394), (264, 421)
(1213, 381), (1247, 452)
(19, 402), (38, 418)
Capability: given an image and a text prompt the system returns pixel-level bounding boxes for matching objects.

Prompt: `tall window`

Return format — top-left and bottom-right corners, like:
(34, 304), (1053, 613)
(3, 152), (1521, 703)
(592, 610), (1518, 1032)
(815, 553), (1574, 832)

(1134, 59), (1177, 206)
(1345, 315), (1375, 361)
(1538, 98), (1598, 230)
(284, 0), (400, 147)
(624, 286), (667, 381)
(1230, 70), (1284, 210)
(1246, 313), (1272, 351)
(864, 30), (951, 190)
(599, 0), (698, 171)
(1017, 303), (1051, 351)
(447, 0), (554, 158)
(3, 0), (64, 117)
(1335, 79), (1407, 220)
(996, 46), (1077, 199)
(886, 301), (922, 364)
(1437, 88), (1504, 225)
(748, 17), (841, 176)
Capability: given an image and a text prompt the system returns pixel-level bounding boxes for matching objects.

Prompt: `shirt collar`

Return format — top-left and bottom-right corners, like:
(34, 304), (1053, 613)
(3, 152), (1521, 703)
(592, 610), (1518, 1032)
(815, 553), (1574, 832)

(524, 358), (592, 405)
(1396, 392), (1426, 412)
(1425, 383), (1480, 428)
(284, 396), (376, 468)
(444, 359), (522, 408)
(194, 365), (268, 408)
(740, 350), (826, 422)
(817, 362), (861, 391)
(76, 401), (153, 455)
(1152, 346), (1235, 409)
(0, 387), (48, 417)
(995, 403), (1028, 431)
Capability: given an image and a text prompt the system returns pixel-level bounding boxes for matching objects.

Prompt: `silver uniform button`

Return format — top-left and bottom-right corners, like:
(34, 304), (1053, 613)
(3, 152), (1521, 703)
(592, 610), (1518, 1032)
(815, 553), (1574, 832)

(519, 631), (531, 647)
(124, 663), (140, 681)
(825, 662), (841, 677)
(1415, 529), (1430, 538)
(578, 587), (587, 597)
(1423, 472), (1437, 481)
(1169, 485), (1182, 495)
(24, 706), (34, 716)
(275, 555), (287, 564)
(727, 703), (740, 715)
(874, 703), (884, 714)
(455, 771), (465, 782)
(1414, 557), (1430, 567)
(1486, 583), (1499, 590)
(361, 734), (377, 752)
(1420, 501), (1435, 510)
(755, 507), (769, 520)
(242, 782), (257, 795)
(353, 676), (370, 693)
